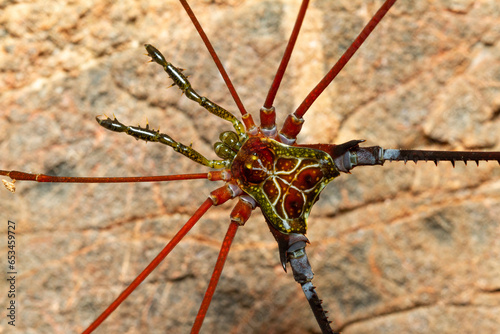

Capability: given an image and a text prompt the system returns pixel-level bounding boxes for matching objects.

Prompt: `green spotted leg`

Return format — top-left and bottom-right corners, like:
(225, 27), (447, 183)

(145, 44), (246, 138)
(96, 116), (230, 169)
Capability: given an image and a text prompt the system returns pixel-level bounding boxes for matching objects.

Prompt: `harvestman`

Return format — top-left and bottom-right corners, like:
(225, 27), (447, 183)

(2, 0), (500, 333)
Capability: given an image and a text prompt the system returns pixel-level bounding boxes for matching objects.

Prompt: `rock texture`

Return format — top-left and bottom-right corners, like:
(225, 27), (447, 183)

(1, 0), (500, 333)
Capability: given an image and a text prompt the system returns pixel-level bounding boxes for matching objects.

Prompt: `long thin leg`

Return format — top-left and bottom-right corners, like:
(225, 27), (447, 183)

(260, 0), (310, 136)
(261, 0), (310, 111)
(0, 170), (215, 183)
(83, 198), (214, 334)
(294, 0), (397, 119)
(178, 0), (256, 131)
(191, 198), (253, 333)
(280, 0), (398, 142)
(0, 170), (225, 193)
(191, 221), (240, 334)
(2, 171), (237, 333)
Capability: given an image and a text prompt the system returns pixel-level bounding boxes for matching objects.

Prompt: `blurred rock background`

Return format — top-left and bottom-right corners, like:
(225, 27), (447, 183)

(0, 0), (500, 333)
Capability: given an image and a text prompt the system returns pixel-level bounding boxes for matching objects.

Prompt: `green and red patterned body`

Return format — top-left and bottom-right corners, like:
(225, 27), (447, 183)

(231, 136), (340, 234)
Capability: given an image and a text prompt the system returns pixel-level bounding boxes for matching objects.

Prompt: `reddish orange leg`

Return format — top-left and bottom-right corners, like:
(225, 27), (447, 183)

(178, 0), (254, 129)
(0, 170), (225, 193)
(0, 169), (237, 333)
(80, 183), (237, 333)
(83, 197), (214, 334)
(192, 198), (254, 333)
(191, 221), (239, 334)
(260, 0), (310, 136)
(280, 0), (398, 143)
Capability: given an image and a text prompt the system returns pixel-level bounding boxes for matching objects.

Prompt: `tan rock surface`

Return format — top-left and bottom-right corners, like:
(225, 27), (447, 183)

(1, 1), (500, 333)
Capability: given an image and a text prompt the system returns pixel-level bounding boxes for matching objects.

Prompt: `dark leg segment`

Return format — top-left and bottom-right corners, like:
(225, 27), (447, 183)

(336, 145), (500, 172)
(300, 142), (500, 173)
(288, 242), (338, 334)
(266, 221), (337, 334)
